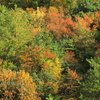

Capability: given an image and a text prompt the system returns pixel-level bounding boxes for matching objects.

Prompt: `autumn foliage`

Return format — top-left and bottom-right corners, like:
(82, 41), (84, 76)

(0, 1), (100, 100)
(45, 7), (76, 37)
(0, 69), (41, 100)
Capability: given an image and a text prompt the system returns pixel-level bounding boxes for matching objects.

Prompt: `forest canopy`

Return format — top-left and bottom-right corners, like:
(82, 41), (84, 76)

(0, 0), (100, 100)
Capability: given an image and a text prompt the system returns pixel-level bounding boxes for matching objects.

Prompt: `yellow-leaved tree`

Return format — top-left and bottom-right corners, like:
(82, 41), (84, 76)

(26, 7), (45, 36)
(0, 69), (41, 100)
(41, 57), (63, 93)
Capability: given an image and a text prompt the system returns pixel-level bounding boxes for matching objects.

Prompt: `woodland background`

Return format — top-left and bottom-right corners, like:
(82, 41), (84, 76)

(0, 0), (100, 100)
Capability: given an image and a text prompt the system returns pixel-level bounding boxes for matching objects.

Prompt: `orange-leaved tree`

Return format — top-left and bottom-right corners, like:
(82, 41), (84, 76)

(63, 50), (78, 63)
(60, 69), (82, 97)
(73, 14), (96, 49)
(19, 45), (56, 73)
(45, 6), (76, 38)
